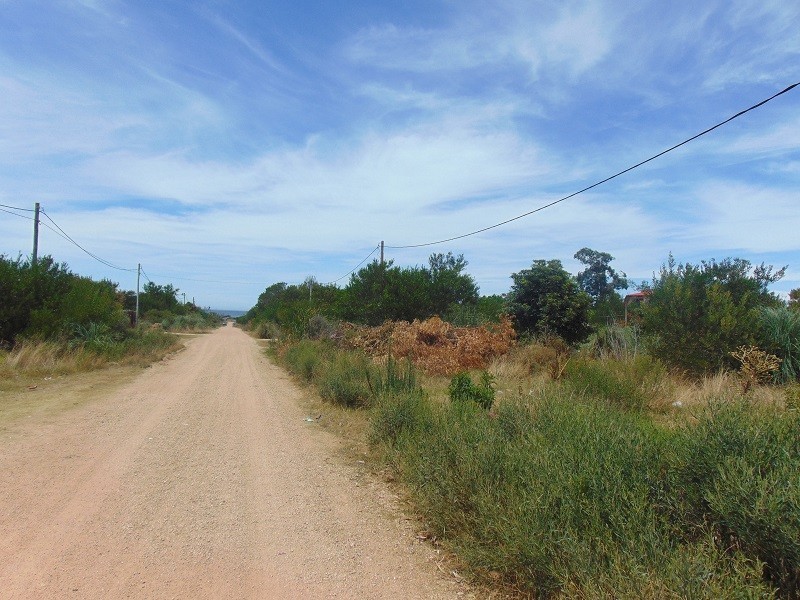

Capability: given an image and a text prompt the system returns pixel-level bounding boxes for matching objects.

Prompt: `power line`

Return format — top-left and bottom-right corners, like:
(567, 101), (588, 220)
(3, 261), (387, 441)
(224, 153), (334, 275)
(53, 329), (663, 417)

(0, 207), (36, 221)
(387, 81), (800, 250)
(327, 244), (381, 284)
(146, 272), (260, 285)
(0, 203), (35, 212)
(39, 209), (137, 272)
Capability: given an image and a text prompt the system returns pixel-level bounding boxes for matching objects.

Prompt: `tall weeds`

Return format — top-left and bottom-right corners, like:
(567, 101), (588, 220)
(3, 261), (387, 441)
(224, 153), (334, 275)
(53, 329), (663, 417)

(276, 338), (798, 597)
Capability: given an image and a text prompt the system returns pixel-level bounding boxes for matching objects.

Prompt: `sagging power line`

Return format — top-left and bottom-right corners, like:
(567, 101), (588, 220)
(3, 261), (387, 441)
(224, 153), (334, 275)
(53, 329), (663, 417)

(386, 81), (800, 250)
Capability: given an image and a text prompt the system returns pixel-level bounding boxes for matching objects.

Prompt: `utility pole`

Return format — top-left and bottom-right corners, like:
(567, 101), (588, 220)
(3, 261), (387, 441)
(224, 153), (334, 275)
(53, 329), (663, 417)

(135, 263), (141, 326)
(32, 202), (40, 265)
(380, 240), (384, 265)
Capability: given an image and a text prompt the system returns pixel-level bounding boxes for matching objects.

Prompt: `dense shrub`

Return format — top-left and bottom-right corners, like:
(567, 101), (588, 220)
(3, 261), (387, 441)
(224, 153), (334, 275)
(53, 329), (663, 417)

(507, 259), (592, 345)
(448, 371), (495, 410)
(369, 389), (431, 451)
(642, 256), (784, 375)
(667, 400), (800, 594)
(367, 382), (794, 596)
(282, 340), (325, 382)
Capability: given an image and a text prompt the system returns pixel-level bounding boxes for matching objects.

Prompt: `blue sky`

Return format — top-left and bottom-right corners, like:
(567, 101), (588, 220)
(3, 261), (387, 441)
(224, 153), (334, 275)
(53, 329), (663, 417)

(1, 0), (798, 310)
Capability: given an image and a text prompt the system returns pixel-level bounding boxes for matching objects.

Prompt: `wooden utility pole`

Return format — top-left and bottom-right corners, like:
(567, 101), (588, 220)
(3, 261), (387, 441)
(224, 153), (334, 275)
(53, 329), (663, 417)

(135, 263), (141, 325)
(380, 240), (384, 265)
(32, 202), (40, 264)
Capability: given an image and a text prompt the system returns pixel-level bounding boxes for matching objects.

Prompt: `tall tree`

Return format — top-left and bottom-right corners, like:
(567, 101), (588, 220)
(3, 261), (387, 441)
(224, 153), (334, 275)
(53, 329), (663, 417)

(507, 259), (592, 345)
(574, 248), (628, 304)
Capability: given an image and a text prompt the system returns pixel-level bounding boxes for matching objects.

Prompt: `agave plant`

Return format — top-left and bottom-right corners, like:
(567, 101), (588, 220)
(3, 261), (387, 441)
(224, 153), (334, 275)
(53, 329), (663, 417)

(758, 306), (800, 383)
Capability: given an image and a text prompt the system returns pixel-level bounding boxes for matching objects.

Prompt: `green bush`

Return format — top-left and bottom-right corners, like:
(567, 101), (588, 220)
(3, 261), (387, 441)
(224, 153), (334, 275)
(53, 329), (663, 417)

(371, 385), (789, 596)
(307, 313), (335, 340)
(448, 371), (495, 410)
(318, 351), (376, 408)
(369, 389), (431, 451)
(283, 340), (326, 383)
(367, 356), (419, 397)
(642, 256), (784, 375)
(252, 321), (282, 340)
(668, 400), (800, 594)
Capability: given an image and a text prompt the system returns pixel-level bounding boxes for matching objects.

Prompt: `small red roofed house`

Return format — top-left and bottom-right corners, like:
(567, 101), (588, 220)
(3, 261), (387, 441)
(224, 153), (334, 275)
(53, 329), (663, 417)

(623, 290), (650, 324)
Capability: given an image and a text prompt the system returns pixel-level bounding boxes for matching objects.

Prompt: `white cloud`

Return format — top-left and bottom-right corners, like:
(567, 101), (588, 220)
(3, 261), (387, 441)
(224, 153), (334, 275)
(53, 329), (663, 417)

(688, 182), (800, 253)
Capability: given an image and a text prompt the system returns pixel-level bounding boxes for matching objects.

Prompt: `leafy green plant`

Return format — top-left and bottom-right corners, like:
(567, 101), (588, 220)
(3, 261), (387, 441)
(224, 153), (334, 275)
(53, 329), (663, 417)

(369, 389), (431, 451)
(367, 355), (419, 397)
(448, 371), (495, 410)
(667, 400), (800, 595)
(641, 255), (784, 375)
(252, 320), (282, 339)
(507, 259), (592, 345)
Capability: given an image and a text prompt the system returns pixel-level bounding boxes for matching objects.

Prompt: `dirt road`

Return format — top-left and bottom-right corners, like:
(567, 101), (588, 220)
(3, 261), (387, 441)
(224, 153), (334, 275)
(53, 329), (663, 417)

(0, 324), (466, 599)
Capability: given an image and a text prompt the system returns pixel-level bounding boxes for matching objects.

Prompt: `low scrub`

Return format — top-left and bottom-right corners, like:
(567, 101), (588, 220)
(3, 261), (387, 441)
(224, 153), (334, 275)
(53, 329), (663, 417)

(564, 354), (669, 411)
(279, 340), (421, 409)
(667, 400), (800, 595)
(369, 387), (795, 597)
(759, 306), (800, 383)
(251, 320), (282, 340)
(318, 351), (376, 408)
(275, 334), (798, 596)
(282, 339), (326, 383)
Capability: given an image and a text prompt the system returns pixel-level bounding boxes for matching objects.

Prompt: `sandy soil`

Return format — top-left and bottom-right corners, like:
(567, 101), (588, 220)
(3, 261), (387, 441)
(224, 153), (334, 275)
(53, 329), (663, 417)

(0, 323), (469, 599)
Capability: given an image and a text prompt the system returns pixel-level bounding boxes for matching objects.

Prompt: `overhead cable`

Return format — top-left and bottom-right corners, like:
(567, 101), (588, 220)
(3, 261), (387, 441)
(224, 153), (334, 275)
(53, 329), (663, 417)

(387, 81), (800, 249)
(40, 209), (137, 272)
(0, 207), (35, 220)
(327, 244), (381, 284)
(0, 203), (35, 212)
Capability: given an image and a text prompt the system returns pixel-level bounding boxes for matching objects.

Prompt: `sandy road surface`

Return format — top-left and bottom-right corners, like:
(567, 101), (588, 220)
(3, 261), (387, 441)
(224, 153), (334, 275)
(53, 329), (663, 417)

(0, 324), (466, 599)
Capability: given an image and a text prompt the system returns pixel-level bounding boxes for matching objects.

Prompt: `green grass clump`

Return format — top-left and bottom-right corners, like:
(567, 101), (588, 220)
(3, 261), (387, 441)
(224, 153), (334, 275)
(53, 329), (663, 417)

(564, 355), (667, 411)
(759, 306), (800, 383)
(318, 351), (376, 408)
(282, 340), (326, 382)
(668, 400), (800, 595)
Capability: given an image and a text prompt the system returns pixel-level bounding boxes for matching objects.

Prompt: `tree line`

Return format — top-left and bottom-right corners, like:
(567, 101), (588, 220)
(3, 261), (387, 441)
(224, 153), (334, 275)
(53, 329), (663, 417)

(244, 248), (800, 380)
(0, 254), (214, 346)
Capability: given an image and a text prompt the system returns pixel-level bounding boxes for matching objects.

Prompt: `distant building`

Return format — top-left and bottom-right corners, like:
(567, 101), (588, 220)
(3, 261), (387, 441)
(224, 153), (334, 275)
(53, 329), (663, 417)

(623, 290), (650, 324)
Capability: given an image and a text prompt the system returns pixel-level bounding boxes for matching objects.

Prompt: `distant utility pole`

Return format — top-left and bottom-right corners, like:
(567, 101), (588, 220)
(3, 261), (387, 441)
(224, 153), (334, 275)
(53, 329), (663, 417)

(380, 240), (384, 265)
(135, 263), (141, 326)
(32, 202), (40, 265)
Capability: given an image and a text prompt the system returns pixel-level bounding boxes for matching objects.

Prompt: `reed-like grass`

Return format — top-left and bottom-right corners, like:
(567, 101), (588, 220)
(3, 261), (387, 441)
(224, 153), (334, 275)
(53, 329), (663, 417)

(0, 329), (181, 378)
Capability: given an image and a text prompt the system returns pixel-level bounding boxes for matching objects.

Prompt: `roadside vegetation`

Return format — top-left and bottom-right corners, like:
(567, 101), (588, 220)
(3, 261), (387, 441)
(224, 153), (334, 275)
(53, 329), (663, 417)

(247, 248), (800, 598)
(0, 254), (219, 378)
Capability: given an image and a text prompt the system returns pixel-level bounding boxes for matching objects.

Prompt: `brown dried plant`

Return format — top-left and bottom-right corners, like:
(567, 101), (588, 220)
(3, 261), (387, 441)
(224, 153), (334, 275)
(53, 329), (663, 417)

(729, 345), (781, 394)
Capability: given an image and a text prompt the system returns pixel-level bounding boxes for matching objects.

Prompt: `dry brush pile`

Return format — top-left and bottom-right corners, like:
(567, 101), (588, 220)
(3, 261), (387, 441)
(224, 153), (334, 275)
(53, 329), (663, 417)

(337, 316), (516, 375)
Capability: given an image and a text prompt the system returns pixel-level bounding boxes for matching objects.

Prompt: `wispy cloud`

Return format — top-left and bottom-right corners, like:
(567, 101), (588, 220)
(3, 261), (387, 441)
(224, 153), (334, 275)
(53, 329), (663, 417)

(1, 0), (798, 308)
